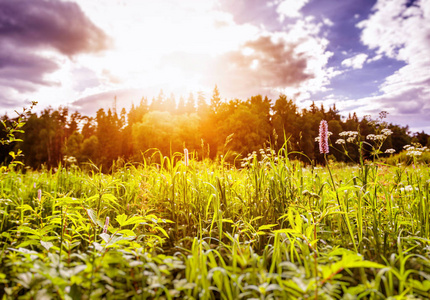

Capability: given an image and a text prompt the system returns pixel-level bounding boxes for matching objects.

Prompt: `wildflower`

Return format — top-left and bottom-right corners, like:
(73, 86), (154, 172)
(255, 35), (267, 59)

(381, 129), (393, 136)
(339, 131), (359, 138)
(184, 148), (189, 167)
(33, 182), (36, 188)
(335, 139), (346, 144)
(404, 185), (413, 192)
(385, 148), (395, 154)
(319, 120), (329, 154)
(103, 216), (109, 234)
(37, 189), (42, 201)
(406, 150), (422, 157)
(347, 137), (356, 143)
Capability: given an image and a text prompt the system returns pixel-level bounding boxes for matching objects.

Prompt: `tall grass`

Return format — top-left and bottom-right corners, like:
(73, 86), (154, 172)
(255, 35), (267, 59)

(0, 148), (430, 299)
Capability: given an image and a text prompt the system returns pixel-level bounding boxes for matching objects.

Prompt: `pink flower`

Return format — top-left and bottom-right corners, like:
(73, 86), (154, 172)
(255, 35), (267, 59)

(103, 217), (109, 234)
(184, 148), (189, 167)
(319, 120), (329, 154)
(37, 189), (42, 201)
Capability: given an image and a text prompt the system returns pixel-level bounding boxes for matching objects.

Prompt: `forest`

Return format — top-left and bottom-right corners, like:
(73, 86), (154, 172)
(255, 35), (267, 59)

(1, 86), (428, 170)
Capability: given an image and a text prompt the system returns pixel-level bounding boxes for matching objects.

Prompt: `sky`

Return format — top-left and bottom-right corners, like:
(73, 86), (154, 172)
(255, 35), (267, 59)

(0, 0), (429, 133)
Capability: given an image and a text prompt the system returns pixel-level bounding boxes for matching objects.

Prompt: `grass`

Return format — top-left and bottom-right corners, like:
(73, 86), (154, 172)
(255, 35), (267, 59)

(1, 148), (430, 299)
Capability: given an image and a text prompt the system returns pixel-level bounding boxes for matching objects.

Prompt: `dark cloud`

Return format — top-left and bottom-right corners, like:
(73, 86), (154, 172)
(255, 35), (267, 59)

(232, 36), (311, 86)
(0, 93), (26, 109)
(0, 43), (59, 92)
(0, 0), (109, 108)
(208, 35), (312, 97)
(162, 35), (313, 100)
(0, 0), (109, 56)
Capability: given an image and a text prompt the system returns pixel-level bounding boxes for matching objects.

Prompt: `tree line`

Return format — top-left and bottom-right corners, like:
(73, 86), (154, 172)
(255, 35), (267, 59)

(1, 86), (429, 170)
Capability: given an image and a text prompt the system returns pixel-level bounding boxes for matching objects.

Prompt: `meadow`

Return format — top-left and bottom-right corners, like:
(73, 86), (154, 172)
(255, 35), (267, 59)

(1, 146), (430, 300)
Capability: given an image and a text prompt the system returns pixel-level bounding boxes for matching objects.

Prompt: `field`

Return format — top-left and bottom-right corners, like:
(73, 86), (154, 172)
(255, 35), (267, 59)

(1, 149), (430, 299)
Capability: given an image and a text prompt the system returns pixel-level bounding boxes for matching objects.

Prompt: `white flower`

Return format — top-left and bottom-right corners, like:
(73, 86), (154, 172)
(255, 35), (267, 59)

(347, 137), (356, 143)
(405, 185), (413, 192)
(382, 129), (393, 136)
(407, 150), (422, 157)
(335, 139), (346, 144)
(340, 131), (359, 138)
(385, 148), (396, 154)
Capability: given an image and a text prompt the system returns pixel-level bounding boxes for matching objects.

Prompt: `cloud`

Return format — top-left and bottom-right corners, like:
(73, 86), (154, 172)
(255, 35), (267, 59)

(0, 0), (109, 108)
(0, 0), (109, 56)
(356, 0), (430, 130)
(214, 35), (312, 92)
(0, 43), (59, 93)
(71, 89), (145, 115)
(162, 21), (337, 101)
(341, 53), (368, 69)
(334, 84), (430, 132)
(276, 0), (310, 20)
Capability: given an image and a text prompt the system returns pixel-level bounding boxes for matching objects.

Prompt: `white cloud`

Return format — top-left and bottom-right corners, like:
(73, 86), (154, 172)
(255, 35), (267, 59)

(367, 54), (383, 63)
(276, 0), (310, 20)
(341, 53), (368, 69)
(355, 0), (430, 131)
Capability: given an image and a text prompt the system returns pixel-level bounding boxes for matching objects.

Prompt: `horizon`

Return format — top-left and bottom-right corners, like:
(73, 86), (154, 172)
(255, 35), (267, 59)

(0, 0), (429, 132)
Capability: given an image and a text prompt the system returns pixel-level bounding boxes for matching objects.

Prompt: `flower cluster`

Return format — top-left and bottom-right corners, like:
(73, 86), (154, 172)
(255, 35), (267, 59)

(336, 131), (358, 144)
(103, 217), (110, 234)
(63, 155), (77, 164)
(314, 131), (332, 142)
(241, 147), (282, 168)
(366, 128), (393, 141)
(366, 134), (386, 141)
(384, 148), (396, 154)
(399, 185), (417, 193)
(319, 120), (329, 154)
(381, 129), (393, 135)
(404, 144), (429, 157)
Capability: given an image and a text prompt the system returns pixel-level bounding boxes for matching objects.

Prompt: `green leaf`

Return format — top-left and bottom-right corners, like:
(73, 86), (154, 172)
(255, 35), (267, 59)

(123, 215), (145, 226)
(100, 233), (110, 243)
(17, 204), (34, 212)
(117, 229), (136, 237)
(86, 208), (103, 228)
(258, 224), (278, 231)
(40, 240), (53, 251)
(116, 213), (128, 227)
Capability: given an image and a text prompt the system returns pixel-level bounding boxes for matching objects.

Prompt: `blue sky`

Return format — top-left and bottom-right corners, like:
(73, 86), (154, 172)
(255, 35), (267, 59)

(0, 0), (429, 132)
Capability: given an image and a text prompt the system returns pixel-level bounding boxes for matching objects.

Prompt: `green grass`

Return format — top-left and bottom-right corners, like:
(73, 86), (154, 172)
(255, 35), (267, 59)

(1, 149), (430, 299)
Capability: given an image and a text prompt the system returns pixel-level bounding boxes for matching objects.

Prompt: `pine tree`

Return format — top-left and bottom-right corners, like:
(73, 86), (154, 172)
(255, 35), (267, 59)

(197, 91), (209, 117)
(177, 96), (186, 114)
(210, 85), (221, 114)
(185, 92), (196, 114)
